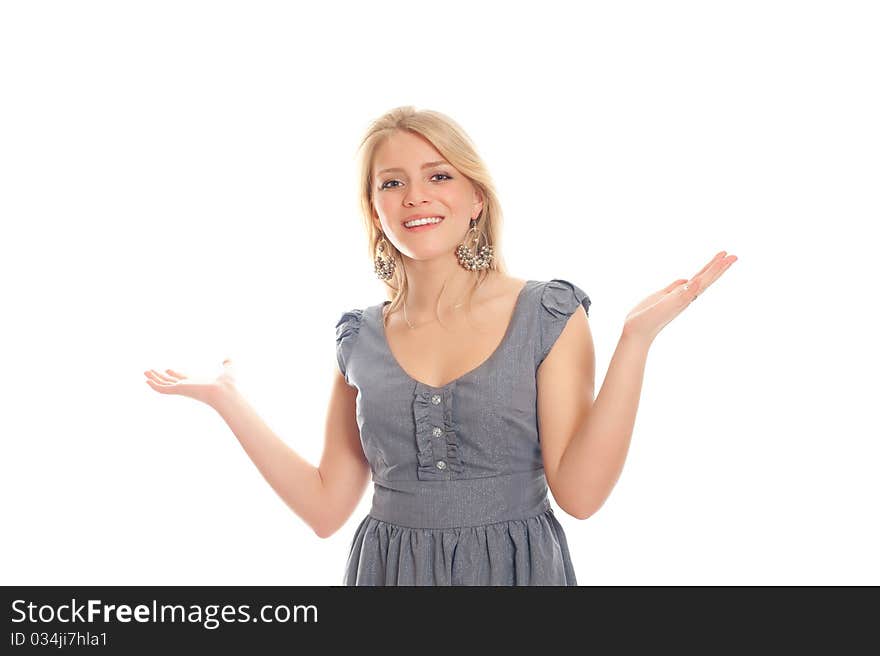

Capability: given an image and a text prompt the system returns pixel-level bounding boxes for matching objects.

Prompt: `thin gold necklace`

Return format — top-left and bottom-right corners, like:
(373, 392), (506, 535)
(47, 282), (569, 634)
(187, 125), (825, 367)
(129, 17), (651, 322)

(403, 297), (465, 329)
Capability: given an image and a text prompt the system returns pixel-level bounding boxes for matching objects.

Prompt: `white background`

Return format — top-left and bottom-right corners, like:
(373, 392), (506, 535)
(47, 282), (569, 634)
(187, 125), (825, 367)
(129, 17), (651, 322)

(2, 0), (877, 585)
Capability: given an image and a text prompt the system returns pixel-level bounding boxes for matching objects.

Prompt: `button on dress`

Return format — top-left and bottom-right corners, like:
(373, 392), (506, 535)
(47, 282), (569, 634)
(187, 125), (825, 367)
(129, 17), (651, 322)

(334, 278), (591, 585)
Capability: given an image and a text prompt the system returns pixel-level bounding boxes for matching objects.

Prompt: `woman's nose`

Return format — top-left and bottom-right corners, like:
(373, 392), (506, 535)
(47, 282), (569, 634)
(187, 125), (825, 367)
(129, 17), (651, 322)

(403, 182), (431, 206)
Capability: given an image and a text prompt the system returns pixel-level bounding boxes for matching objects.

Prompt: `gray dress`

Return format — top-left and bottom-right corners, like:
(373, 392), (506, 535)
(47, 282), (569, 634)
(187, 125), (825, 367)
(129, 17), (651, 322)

(334, 278), (591, 586)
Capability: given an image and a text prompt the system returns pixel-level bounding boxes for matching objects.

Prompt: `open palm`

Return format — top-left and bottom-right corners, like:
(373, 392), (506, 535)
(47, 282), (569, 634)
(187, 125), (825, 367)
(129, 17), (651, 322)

(624, 250), (737, 344)
(144, 359), (236, 406)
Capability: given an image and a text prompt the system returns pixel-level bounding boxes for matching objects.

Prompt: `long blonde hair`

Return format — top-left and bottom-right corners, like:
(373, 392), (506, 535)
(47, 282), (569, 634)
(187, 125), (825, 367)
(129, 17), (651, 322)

(354, 106), (509, 327)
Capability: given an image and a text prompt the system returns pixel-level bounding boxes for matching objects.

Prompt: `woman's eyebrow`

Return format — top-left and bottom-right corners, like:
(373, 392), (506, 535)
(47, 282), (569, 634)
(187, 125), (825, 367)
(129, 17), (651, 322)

(376, 160), (448, 175)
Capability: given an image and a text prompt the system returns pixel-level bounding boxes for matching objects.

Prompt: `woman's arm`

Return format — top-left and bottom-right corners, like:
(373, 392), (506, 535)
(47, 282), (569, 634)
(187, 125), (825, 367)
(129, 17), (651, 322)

(540, 251), (736, 519)
(548, 329), (650, 519)
(210, 371), (370, 538)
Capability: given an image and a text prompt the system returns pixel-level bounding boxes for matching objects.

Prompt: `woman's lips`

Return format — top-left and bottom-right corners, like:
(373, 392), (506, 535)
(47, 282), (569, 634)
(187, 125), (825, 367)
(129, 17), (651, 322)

(403, 217), (445, 231)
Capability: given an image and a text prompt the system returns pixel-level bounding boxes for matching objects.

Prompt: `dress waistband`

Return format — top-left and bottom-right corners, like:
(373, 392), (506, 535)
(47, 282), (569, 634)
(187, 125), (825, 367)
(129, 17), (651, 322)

(369, 469), (552, 529)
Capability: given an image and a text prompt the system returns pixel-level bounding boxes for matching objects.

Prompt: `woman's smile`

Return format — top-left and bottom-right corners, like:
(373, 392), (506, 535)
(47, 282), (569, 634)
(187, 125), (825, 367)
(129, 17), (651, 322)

(403, 216), (445, 231)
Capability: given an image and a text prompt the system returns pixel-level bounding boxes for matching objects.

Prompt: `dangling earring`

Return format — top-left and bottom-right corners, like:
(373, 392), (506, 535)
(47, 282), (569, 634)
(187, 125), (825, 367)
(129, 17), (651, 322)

(456, 217), (494, 271)
(374, 233), (396, 281)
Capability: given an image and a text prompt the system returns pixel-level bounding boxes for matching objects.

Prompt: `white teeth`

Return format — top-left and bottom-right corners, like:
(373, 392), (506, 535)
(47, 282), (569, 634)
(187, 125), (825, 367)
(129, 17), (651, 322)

(404, 216), (444, 227)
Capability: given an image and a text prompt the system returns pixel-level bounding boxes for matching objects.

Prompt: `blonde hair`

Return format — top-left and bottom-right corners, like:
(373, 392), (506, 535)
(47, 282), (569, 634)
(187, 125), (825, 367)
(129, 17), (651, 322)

(354, 105), (509, 327)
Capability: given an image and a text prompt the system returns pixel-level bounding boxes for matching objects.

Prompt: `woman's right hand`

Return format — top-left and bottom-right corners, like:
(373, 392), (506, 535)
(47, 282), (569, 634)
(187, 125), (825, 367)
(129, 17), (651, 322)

(144, 358), (237, 407)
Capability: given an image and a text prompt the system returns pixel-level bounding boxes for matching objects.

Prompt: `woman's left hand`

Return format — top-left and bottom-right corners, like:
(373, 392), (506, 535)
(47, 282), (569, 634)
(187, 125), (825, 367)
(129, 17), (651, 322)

(622, 250), (737, 345)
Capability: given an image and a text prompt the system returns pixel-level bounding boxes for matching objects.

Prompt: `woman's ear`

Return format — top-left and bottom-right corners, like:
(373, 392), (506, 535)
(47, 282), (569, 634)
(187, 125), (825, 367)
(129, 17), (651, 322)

(472, 187), (485, 219)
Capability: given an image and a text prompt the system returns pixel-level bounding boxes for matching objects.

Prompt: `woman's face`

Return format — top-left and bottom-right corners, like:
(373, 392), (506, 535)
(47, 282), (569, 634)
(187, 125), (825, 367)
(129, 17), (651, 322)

(371, 130), (483, 261)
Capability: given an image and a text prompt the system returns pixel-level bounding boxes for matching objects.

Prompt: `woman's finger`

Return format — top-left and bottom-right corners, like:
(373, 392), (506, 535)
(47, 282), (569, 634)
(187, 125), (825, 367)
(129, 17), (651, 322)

(144, 377), (174, 392)
(663, 278), (688, 294)
(690, 251), (727, 281)
(147, 369), (177, 383)
(629, 279), (688, 315)
(679, 278), (701, 305)
(706, 255), (737, 286)
(144, 371), (173, 387)
(692, 254), (737, 294)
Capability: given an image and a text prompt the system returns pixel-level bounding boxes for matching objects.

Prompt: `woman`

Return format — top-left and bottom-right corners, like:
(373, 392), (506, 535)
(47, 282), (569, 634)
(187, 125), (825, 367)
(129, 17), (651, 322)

(144, 106), (736, 585)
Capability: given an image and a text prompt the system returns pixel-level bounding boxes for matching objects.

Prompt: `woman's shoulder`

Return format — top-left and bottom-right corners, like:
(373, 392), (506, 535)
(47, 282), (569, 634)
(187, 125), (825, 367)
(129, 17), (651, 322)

(498, 276), (588, 309)
(481, 272), (532, 299)
(497, 275), (587, 296)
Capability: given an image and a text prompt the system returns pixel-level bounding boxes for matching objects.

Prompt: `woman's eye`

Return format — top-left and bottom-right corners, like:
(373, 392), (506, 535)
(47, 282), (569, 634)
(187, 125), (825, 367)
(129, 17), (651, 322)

(380, 173), (452, 190)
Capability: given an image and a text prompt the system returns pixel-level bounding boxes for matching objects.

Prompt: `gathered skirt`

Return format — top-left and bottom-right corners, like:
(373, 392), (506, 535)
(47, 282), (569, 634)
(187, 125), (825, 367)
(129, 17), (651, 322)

(343, 506), (578, 586)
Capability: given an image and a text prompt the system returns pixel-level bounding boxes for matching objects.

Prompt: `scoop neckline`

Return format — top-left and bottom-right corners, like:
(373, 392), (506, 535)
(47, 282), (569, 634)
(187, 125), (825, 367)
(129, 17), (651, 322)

(378, 279), (534, 391)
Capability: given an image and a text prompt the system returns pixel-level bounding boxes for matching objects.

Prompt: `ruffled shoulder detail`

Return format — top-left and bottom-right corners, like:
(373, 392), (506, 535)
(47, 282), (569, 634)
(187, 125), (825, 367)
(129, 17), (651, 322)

(335, 308), (364, 381)
(538, 279), (591, 366)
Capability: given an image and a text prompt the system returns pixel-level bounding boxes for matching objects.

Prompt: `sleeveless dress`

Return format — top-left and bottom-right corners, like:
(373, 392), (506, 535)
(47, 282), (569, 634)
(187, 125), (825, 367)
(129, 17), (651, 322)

(334, 278), (591, 586)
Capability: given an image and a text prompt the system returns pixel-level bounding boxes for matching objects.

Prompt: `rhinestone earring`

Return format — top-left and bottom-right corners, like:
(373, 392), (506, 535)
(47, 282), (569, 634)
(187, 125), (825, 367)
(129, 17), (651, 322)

(456, 217), (494, 271)
(374, 233), (396, 281)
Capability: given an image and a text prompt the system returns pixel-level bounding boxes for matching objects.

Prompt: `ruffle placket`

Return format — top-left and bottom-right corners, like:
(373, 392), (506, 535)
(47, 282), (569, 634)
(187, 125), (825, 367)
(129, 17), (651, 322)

(412, 381), (464, 480)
